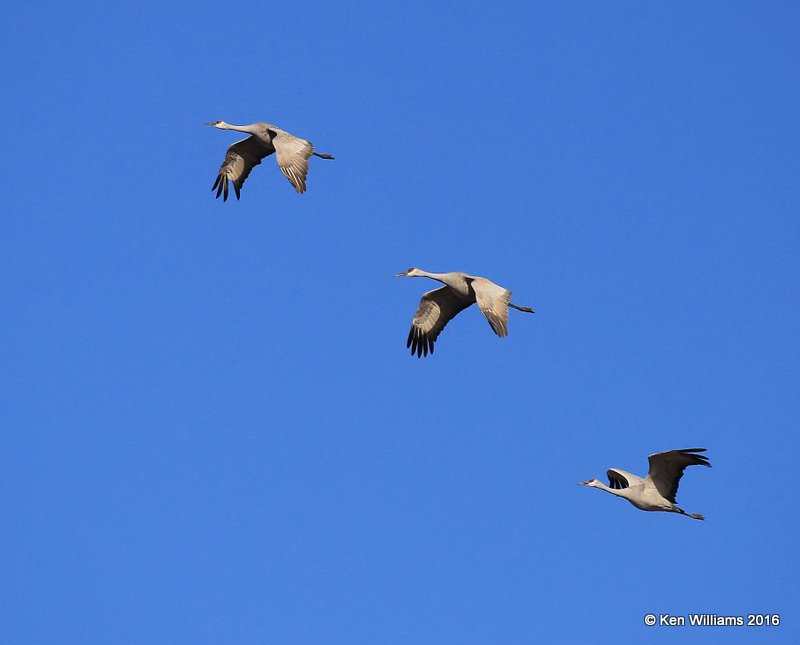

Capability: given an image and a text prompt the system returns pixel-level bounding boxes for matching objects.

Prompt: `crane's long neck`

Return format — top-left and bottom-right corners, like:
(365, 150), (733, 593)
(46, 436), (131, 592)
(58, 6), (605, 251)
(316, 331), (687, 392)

(405, 270), (472, 297)
(592, 481), (630, 500)
(415, 270), (449, 283)
(415, 270), (466, 292)
(219, 121), (258, 134)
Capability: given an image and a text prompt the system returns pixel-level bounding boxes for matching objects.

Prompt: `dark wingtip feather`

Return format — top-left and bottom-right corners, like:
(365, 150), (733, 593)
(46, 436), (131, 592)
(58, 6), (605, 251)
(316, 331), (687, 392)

(406, 326), (437, 358)
(680, 448), (712, 468)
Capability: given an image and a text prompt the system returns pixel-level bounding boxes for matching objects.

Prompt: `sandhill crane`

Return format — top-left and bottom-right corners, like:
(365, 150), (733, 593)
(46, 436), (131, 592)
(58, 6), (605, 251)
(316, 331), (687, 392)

(395, 268), (534, 357)
(206, 120), (334, 200)
(579, 448), (711, 520)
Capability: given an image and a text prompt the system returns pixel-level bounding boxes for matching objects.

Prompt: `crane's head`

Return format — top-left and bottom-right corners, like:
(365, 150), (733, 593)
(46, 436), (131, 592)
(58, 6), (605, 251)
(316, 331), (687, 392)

(205, 120), (227, 129)
(395, 267), (422, 277)
(578, 478), (600, 488)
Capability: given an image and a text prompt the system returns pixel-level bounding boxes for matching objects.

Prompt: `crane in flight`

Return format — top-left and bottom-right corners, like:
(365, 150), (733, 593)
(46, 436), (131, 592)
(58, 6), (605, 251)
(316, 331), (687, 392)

(579, 448), (711, 520)
(206, 120), (333, 200)
(395, 268), (534, 357)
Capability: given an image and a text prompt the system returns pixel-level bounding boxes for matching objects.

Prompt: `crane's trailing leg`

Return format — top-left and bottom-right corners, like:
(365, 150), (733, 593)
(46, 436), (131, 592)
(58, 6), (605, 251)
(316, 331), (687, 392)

(509, 303), (535, 313)
(313, 152), (334, 159)
(676, 507), (705, 521)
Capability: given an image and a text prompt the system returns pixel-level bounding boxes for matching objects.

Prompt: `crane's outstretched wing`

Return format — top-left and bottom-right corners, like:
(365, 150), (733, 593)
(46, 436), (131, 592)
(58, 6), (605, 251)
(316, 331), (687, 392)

(647, 448), (711, 503)
(607, 468), (644, 489)
(407, 287), (472, 357)
(212, 136), (274, 201)
(271, 130), (314, 193)
(471, 278), (511, 337)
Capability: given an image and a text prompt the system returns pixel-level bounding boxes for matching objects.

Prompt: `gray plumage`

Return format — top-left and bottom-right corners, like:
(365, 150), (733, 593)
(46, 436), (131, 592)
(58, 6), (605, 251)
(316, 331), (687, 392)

(206, 120), (334, 200)
(580, 448), (711, 520)
(395, 268), (534, 357)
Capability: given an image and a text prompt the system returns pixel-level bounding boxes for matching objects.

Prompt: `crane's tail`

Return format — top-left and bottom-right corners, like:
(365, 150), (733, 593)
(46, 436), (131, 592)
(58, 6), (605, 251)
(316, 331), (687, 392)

(509, 303), (535, 313)
(313, 152), (334, 160)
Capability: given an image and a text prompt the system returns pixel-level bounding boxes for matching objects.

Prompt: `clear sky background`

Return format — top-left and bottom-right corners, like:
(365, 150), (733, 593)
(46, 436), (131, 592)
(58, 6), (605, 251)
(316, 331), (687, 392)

(3, 2), (799, 643)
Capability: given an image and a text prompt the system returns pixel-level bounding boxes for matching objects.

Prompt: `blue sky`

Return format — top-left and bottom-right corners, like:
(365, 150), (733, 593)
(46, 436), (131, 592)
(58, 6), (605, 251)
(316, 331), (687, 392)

(2, 1), (799, 642)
